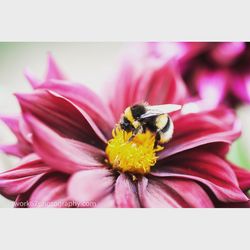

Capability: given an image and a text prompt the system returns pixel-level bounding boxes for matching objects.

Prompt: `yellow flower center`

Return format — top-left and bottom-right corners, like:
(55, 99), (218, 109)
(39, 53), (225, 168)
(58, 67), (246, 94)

(105, 127), (163, 175)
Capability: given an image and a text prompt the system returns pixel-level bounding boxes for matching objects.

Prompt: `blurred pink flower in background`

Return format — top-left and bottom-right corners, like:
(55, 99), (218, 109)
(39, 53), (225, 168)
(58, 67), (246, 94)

(0, 54), (250, 208)
(147, 42), (250, 108)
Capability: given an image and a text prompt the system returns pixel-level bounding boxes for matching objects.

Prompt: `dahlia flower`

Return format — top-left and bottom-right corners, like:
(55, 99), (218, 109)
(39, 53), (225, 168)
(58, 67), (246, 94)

(0, 54), (250, 208)
(147, 42), (250, 107)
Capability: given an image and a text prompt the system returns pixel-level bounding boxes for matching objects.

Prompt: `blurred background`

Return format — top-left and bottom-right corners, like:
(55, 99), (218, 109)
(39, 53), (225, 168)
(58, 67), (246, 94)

(0, 42), (250, 207)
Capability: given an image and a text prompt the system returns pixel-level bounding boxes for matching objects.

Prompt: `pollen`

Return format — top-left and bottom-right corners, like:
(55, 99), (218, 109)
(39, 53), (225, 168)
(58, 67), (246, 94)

(105, 127), (163, 175)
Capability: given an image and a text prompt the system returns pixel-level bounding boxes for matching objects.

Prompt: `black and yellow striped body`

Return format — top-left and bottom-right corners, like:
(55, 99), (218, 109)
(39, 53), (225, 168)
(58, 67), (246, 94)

(119, 104), (174, 146)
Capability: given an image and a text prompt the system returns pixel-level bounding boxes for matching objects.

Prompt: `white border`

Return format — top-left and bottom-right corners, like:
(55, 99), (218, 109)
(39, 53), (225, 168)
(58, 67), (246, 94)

(0, 209), (249, 250)
(0, 0), (250, 41)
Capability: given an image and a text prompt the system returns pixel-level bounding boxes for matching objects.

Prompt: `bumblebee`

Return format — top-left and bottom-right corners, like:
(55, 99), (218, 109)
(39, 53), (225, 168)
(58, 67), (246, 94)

(119, 103), (181, 146)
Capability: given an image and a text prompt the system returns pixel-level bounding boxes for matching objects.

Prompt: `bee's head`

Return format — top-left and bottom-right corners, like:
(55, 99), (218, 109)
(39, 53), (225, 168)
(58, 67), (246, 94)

(119, 116), (134, 132)
(120, 105), (145, 132)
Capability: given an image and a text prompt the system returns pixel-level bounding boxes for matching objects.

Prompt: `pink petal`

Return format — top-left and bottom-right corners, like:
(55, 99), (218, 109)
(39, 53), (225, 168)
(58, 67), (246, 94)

(0, 144), (24, 157)
(39, 79), (115, 138)
(0, 115), (19, 135)
(0, 154), (51, 199)
(231, 73), (250, 103)
(231, 164), (250, 192)
(208, 107), (239, 127)
(137, 177), (184, 208)
(67, 169), (114, 206)
(0, 115), (32, 156)
(26, 115), (105, 174)
(160, 178), (214, 207)
(18, 116), (33, 143)
(95, 193), (116, 208)
(210, 42), (245, 66)
(14, 192), (31, 208)
(134, 61), (187, 105)
(159, 108), (240, 159)
(194, 140), (231, 157)
(194, 69), (230, 108)
(16, 89), (107, 147)
(179, 42), (210, 63)
(108, 62), (136, 121)
(24, 54), (65, 88)
(29, 175), (71, 208)
(138, 177), (213, 208)
(114, 173), (140, 208)
(152, 150), (248, 203)
(146, 42), (187, 61)
(46, 53), (66, 81)
(24, 68), (42, 88)
(108, 61), (188, 122)
(0, 141), (32, 158)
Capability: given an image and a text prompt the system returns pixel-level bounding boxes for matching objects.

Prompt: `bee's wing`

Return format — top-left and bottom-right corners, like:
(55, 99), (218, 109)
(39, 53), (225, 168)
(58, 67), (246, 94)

(140, 104), (182, 119)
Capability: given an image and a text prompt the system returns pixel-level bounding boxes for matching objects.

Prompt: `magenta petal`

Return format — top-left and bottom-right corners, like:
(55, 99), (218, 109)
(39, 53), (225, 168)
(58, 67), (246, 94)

(194, 69), (229, 107)
(95, 193), (116, 208)
(231, 164), (250, 192)
(108, 62), (136, 121)
(153, 150), (248, 203)
(39, 79), (115, 138)
(26, 115), (105, 174)
(134, 62), (188, 105)
(179, 42), (210, 63)
(146, 42), (187, 61)
(114, 173), (140, 208)
(108, 61), (188, 122)
(210, 42), (245, 66)
(138, 177), (213, 208)
(28, 175), (70, 208)
(0, 115), (32, 157)
(0, 115), (23, 157)
(231, 74), (250, 103)
(159, 109), (240, 159)
(0, 115), (19, 135)
(0, 144), (24, 157)
(16, 90), (107, 147)
(137, 177), (183, 207)
(24, 68), (42, 89)
(0, 154), (51, 198)
(24, 55), (65, 88)
(0, 115), (28, 144)
(46, 53), (66, 81)
(160, 178), (214, 207)
(18, 116), (33, 143)
(67, 169), (114, 206)
(14, 192), (30, 208)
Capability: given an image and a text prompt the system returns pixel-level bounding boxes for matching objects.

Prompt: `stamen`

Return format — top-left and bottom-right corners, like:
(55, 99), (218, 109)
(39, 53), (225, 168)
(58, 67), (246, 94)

(105, 127), (163, 175)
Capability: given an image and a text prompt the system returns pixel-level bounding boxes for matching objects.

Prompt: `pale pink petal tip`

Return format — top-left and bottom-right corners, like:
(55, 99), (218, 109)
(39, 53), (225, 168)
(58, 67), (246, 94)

(24, 68), (42, 89)
(46, 53), (66, 80)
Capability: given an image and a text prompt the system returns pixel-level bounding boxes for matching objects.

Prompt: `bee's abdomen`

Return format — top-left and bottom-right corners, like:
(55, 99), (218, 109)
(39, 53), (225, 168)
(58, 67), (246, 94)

(161, 116), (171, 133)
(157, 117), (174, 144)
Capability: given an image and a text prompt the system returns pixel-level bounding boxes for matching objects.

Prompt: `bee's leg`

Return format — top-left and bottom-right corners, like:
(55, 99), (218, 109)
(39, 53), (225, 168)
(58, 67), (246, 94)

(128, 126), (143, 142)
(154, 131), (161, 148)
(128, 134), (135, 142)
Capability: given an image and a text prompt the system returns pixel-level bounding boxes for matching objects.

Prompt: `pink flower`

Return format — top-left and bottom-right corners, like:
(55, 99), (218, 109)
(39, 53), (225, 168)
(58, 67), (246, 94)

(147, 42), (250, 107)
(182, 42), (250, 107)
(0, 54), (249, 208)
